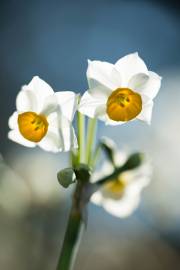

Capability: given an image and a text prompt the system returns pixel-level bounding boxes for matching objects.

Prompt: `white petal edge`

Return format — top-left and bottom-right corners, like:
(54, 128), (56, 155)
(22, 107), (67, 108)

(87, 59), (118, 90)
(8, 130), (36, 148)
(60, 125), (78, 152)
(115, 52), (148, 86)
(16, 89), (38, 112)
(91, 190), (103, 204)
(43, 113), (78, 152)
(38, 129), (63, 153)
(103, 193), (141, 218)
(55, 91), (78, 122)
(128, 72), (162, 99)
(78, 91), (106, 119)
(88, 85), (112, 101)
(38, 113), (66, 152)
(137, 101), (154, 124)
(21, 76), (54, 113)
(91, 189), (141, 218)
(40, 94), (58, 116)
(105, 115), (125, 126)
(59, 116), (78, 151)
(8, 111), (18, 129)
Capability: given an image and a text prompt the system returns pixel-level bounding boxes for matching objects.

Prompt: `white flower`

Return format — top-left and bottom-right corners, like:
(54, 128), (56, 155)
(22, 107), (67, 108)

(8, 76), (78, 152)
(91, 149), (151, 218)
(79, 53), (161, 125)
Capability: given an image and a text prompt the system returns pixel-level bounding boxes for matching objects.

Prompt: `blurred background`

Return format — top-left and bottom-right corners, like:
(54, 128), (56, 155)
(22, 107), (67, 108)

(0, 0), (180, 269)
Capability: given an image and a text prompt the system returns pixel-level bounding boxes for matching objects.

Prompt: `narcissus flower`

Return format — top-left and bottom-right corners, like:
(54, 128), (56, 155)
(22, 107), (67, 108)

(91, 149), (151, 218)
(8, 76), (78, 152)
(79, 53), (161, 125)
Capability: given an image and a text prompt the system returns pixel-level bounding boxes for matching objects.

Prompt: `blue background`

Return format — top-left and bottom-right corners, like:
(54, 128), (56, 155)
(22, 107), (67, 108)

(0, 1), (180, 269)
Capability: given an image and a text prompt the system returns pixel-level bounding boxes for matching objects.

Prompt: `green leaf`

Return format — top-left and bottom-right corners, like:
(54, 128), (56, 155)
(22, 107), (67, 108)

(74, 164), (91, 182)
(123, 152), (144, 171)
(100, 137), (116, 165)
(57, 168), (76, 188)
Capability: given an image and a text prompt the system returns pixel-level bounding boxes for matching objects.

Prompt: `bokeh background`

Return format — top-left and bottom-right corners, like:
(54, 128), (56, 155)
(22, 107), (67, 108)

(0, 0), (180, 269)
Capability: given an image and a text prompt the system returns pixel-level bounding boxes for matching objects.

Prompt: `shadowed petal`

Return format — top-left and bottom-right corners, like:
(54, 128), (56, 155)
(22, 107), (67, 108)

(137, 101), (154, 124)
(79, 91), (106, 118)
(129, 72), (162, 99)
(55, 91), (78, 122)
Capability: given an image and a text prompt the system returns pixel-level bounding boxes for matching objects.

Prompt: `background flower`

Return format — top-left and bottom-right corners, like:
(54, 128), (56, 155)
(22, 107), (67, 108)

(91, 149), (151, 218)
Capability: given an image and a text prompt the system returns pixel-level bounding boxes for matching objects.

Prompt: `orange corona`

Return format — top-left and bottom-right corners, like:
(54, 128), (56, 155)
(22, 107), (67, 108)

(18, 112), (49, 142)
(106, 88), (142, 121)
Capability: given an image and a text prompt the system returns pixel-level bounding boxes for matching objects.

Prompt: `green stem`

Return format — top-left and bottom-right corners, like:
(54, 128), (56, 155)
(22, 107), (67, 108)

(56, 112), (88, 270)
(77, 112), (85, 164)
(86, 118), (97, 165)
(90, 143), (101, 168)
(56, 182), (86, 270)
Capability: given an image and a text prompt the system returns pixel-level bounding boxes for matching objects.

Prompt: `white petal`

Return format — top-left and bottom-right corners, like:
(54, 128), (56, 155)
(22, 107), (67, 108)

(16, 89), (38, 112)
(38, 129), (63, 153)
(129, 72), (162, 99)
(60, 125), (78, 152)
(38, 113), (63, 152)
(111, 67), (122, 88)
(114, 151), (127, 167)
(59, 116), (78, 151)
(115, 53), (148, 86)
(88, 85), (112, 101)
(91, 190), (103, 204)
(8, 130), (36, 148)
(8, 112), (18, 129)
(47, 112), (59, 129)
(103, 193), (140, 218)
(87, 60), (117, 89)
(91, 186), (141, 218)
(94, 104), (107, 118)
(27, 76), (54, 96)
(105, 115), (125, 126)
(43, 113), (78, 152)
(55, 91), (78, 122)
(137, 101), (154, 124)
(128, 73), (149, 90)
(125, 163), (152, 191)
(40, 94), (58, 116)
(22, 76), (54, 112)
(140, 93), (151, 105)
(78, 91), (106, 119)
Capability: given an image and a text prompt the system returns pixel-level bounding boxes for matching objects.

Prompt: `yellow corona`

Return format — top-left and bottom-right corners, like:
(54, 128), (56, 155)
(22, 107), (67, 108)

(18, 112), (49, 142)
(104, 176), (127, 197)
(106, 88), (142, 121)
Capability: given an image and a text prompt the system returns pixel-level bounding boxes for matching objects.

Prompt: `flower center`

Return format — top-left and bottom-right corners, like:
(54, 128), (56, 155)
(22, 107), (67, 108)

(104, 176), (127, 196)
(18, 112), (49, 142)
(106, 88), (142, 121)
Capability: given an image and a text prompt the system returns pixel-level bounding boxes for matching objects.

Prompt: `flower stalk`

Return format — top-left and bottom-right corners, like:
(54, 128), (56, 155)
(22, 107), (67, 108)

(86, 118), (97, 165)
(57, 114), (92, 270)
(56, 181), (87, 270)
(77, 112), (85, 164)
